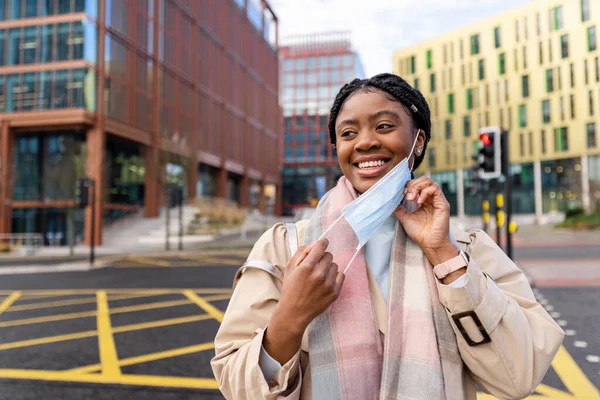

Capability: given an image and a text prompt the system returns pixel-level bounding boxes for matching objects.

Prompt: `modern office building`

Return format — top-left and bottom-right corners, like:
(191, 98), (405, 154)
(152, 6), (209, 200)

(394, 0), (599, 222)
(0, 0), (281, 245)
(280, 31), (366, 215)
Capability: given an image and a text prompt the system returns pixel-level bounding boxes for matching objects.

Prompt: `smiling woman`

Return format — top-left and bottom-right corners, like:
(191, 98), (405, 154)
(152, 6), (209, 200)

(212, 73), (564, 400)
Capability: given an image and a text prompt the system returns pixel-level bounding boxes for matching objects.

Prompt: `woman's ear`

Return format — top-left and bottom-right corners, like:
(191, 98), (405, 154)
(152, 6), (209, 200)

(415, 129), (425, 155)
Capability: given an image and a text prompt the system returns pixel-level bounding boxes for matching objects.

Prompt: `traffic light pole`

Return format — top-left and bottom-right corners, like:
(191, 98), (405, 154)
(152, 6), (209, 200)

(502, 131), (513, 260)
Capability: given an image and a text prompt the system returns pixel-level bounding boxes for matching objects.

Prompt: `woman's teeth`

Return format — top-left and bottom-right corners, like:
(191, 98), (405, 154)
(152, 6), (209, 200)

(357, 160), (388, 169)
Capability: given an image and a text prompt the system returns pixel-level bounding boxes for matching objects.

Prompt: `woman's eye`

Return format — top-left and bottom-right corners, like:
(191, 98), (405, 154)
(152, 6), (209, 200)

(376, 123), (394, 130)
(341, 131), (357, 138)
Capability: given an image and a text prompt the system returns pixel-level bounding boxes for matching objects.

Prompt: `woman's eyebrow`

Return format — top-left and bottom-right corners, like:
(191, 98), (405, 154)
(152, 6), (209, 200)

(369, 110), (401, 121)
(336, 118), (358, 130)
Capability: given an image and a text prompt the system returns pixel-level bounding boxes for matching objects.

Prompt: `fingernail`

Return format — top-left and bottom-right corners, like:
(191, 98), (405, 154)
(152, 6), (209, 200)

(322, 238), (329, 245)
(407, 193), (414, 200)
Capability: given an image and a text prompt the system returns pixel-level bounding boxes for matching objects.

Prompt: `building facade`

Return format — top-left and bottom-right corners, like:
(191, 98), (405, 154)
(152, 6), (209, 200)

(394, 0), (600, 222)
(0, 0), (281, 245)
(280, 31), (366, 216)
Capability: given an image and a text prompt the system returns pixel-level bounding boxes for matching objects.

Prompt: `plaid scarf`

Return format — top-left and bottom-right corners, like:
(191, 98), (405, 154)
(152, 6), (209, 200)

(305, 177), (466, 400)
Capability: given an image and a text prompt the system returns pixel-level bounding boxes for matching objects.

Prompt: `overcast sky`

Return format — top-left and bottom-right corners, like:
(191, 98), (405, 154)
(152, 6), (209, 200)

(270, 0), (532, 76)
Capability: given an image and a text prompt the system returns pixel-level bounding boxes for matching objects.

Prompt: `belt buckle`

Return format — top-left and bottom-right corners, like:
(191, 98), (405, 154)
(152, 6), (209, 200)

(451, 310), (492, 346)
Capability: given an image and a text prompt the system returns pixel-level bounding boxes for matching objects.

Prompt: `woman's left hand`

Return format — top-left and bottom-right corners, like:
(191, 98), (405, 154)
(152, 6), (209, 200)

(393, 176), (459, 266)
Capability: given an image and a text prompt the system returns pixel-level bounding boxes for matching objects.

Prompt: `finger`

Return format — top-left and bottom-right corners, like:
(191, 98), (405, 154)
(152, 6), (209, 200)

(301, 238), (330, 268)
(325, 262), (338, 286)
(334, 272), (345, 296)
(288, 241), (318, 271)
(393, 204), (409, 222)
(416, 185), (439, 205)
(314, 252), (334, 278)
(404, 177), (434, 201)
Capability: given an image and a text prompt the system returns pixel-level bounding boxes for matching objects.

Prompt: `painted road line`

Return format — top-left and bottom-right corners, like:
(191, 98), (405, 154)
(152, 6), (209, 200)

(0, 331), (98, 351)
(552, 345), (600, 399)
(111, 314), (212, 335)
(109, 299), (192, 314)
(201, 294), (232, 302)
(0, 369), (219, 390)
(184, 291), (224, 323)
(0, 292), (21, 315)
(96, 291), (121, 377)
(0, 310), (97, 328)
(0, 288), (233, 296)
(7, 292), (169, 312)
(68, 342), (216, 375)
(534, 383), (578, 399)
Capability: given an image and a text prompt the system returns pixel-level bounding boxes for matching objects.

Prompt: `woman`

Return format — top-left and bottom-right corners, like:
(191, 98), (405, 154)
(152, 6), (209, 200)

(211, 73), (564, 400)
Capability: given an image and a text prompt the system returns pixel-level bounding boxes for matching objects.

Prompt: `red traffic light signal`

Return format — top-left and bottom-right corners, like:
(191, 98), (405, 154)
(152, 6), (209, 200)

(479, 133), (492, 146)
(476, 127), (502, 179)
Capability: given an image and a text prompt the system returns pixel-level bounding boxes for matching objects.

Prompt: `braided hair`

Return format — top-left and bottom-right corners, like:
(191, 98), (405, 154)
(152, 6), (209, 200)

(328, 73), (431, 171)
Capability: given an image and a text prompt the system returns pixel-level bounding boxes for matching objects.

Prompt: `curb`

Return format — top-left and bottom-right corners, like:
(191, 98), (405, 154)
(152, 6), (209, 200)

(0, 261), (111, 275)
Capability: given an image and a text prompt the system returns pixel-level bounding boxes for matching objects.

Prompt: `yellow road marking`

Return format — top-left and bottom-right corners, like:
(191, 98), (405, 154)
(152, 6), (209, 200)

(6, 293), (164, 312)
(96, 291), (120, 377)
(67, 342), (216, 375)
(201, 294), (232, 302)
(184, 291), (224, 323)
(552, 345), (600, 399)
(109, 299), (192, 314)
(18, 293), (86, 300)
(126, 256), (172, 267)
(112, 314), (212, 334)
(0, 289), (232, 296)
(0, 369), (219, 389)
(0, 292), (21, 315)
(0, 331), (98, 351)
(535, 383), (577, 399)
(0, 310), (97, 328)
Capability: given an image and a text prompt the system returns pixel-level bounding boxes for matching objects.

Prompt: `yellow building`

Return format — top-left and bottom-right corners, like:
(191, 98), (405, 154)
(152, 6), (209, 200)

(394, 0), (599, 223)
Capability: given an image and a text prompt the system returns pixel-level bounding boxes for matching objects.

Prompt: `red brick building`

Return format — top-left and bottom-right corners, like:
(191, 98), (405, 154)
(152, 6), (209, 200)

(280, 31), (366, 215)
(0, 0), (281, 245)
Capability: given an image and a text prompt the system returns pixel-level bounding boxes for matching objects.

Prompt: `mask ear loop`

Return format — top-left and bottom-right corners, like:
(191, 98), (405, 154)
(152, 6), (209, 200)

(408, 129), (422, 172)
(343, 247), (361, 274)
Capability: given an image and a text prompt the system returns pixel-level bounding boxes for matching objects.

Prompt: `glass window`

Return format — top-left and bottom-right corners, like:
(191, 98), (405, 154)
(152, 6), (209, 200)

(0, 0), (5, 20)
(445, 119), (452, 139)
(5, 74), (19, 112)
(53, 70), (69, 108)
(40, 24), (54, 63)
(570, 94), (575, 119)
(330, 55), (341, 68)
(589, 90), (595, 116)
(554, 127), (568, 152)
(546, 69), (554, 92)
(308, 146), (316, 161)
(515, 20), (520, 42)
(295, 147), (304, 162)
(585, 59), (589, 84)
(587, 122), (596, 148)
(38, 71), (52, 110)
(58, 0), (71, 13)
(589, 26), (597, 52)
(284, 147), (293, 162)
(13, 135), (41, 201)
(428, 147), (436, 168)
(596, 57), (600, 82)
(307, 56), (316, 69)
(296, 73), (305, 85)
(470, 34), (480, 55)
(318, 56), (328, 68)
(426, 49), (432, 69)
(0, 76), (4, 112)
(21, 72), (35, 111)
(57, 23), (70, 61)
(25, 0), (38, 17)
(0, 30), (4, 66)
(429, 73), (435, 93)
(447, 93), (454, 114)
(41, 0), (56, 15)
(329, 69), (338, 83)
(74, 0), (86, 12)
(71, 69), (86, 108)
(463, 115), (471, 137)
(343, 54), (353, 67)
(10, 0), (22, 18)
(494, 27), (501, 48)
(498, 53), (505, 75)
(413, 78), (419, 90)
(570, 62), (575, 88)
(343, 69), (353, 82)
(582, 0), (590, 22)
(551, 6), (563, 31)
(522, 46), (527, 69)
(410, 56), (415, 74)
(519, 104), (527, 127)
(522, 75), (529, 98)
(478, 59), (485, 80)
(283, 59), (293, 71)
(295, 57), (305, 70)
(73, 21), (84, 59)
(320, 145), (328, 160)
(560, 34), (569, 58)
(466, 88), (473, 110)
(23, 26), (37, 64)
(43, 134), (85, 200)
(8, 28), (21, 65)
(541, 130), (547, 153)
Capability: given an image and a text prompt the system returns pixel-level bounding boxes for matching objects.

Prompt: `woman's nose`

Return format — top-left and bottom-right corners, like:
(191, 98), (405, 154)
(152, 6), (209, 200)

(354, 130), (381, 151)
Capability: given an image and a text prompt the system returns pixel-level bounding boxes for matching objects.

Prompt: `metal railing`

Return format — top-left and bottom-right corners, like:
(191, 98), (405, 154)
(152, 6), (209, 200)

(0, 233), (43, 255)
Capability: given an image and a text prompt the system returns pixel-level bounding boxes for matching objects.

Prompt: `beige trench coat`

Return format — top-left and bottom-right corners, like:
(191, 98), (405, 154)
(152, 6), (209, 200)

(211, 221), (564, 400)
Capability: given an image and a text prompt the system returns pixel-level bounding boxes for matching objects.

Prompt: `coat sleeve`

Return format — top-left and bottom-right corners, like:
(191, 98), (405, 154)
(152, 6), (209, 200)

(437, 229), (565, 400)
(211, 223), (303, 400)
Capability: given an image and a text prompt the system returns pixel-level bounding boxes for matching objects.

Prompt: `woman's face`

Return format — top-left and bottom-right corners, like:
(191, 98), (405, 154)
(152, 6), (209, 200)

(334, 89), (425, 194)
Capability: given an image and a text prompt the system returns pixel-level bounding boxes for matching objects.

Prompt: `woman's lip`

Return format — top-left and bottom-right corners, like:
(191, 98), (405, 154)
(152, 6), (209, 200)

(353, 161), (391, 178)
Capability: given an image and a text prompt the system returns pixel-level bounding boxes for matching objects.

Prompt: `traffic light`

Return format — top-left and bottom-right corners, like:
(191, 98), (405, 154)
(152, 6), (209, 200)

(475, 126), (502, 179)
(76, 179), (89, 208)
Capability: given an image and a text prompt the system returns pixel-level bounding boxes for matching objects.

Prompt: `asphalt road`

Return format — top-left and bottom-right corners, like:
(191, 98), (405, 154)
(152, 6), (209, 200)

(0, 256), (597, 399)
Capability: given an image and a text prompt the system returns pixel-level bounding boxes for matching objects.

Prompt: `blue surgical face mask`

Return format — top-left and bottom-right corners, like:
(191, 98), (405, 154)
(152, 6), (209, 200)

(320, 131), (421, 272)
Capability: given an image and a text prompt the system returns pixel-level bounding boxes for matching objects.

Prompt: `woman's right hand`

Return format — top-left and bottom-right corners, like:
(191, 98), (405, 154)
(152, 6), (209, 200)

(263, 238), (345, 365)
